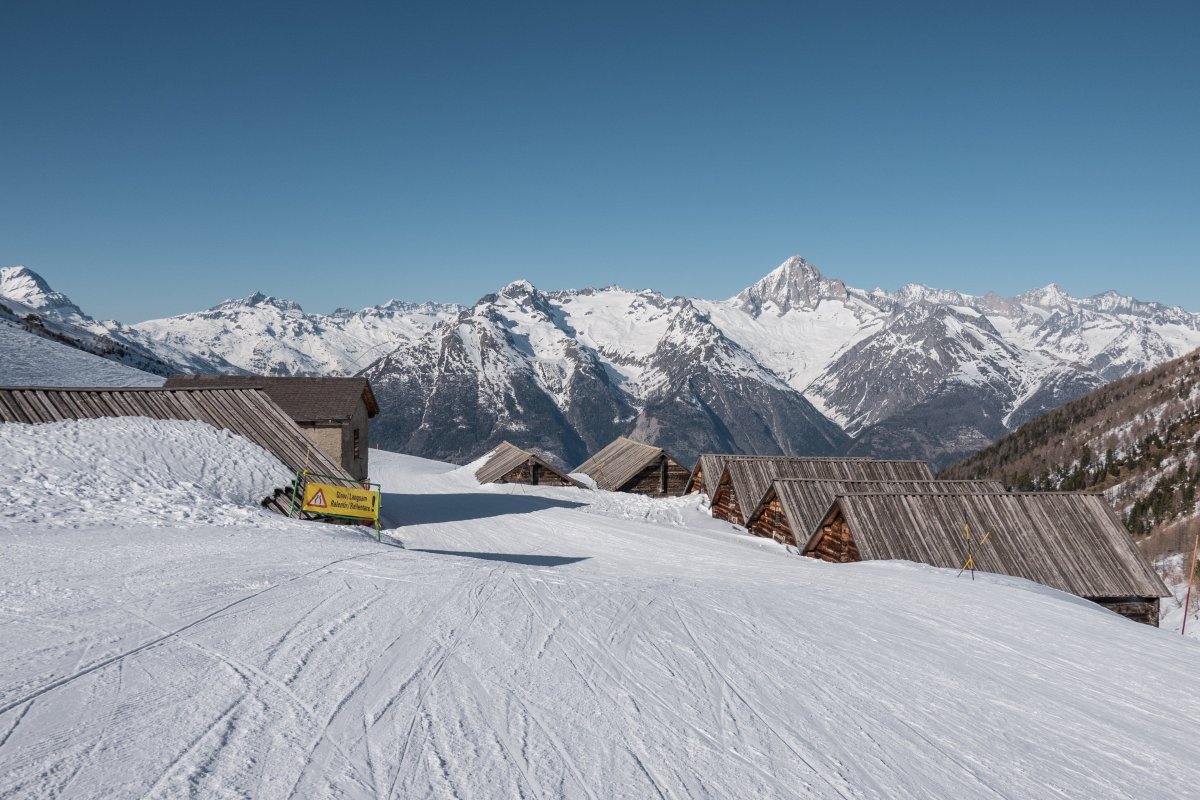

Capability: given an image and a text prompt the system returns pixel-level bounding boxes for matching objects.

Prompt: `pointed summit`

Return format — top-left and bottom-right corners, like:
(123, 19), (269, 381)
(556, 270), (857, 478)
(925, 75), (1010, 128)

(0, 265), (87, 319)
(499, 279), (538, 299)
(211, 292), (304, 313)
(1017, 283), (1073, 310)
(732, 256), (848, 315)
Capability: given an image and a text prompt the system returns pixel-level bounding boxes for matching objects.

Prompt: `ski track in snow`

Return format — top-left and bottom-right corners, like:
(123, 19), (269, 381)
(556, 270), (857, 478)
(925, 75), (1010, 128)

(1, 446), (1200, 797)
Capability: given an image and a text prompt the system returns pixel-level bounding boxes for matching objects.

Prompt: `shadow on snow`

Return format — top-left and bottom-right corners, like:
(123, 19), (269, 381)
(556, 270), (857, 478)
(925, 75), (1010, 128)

(408, 549), (589, 567)
(382, 492), (585, 526)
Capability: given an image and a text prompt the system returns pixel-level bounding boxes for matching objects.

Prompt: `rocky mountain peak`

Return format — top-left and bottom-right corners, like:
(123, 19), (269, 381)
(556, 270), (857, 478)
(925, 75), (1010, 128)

(1018, 283), (1074, 310)
(732, 256), (849, 315)
(212, 292), (305, 314)
(499, 279), (538, 299)
(0, 265), (86, 318)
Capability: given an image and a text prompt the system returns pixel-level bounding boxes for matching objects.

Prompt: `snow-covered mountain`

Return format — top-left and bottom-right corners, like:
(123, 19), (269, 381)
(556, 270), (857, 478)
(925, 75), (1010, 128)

(0, 266), (238, 376)
(365, 257), (1200, 468)
(131, 292), (460, 376)
(7, 258), (1200, 469)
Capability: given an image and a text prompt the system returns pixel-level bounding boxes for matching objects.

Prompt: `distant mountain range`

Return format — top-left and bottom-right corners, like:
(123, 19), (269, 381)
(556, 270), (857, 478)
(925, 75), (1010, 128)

(4, 257), (1199, 469)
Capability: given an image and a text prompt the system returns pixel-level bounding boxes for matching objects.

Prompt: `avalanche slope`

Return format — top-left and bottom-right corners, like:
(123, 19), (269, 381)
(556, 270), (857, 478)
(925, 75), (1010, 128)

(1, 439), (1199, 798)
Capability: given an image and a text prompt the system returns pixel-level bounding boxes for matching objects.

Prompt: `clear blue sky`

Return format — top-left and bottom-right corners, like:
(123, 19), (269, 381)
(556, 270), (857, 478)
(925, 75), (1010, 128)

(2, 1), (1196, 321)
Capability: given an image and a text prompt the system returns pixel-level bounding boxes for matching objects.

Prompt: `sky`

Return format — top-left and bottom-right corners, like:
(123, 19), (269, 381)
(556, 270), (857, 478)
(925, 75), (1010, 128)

(1, 1), (1196, 321)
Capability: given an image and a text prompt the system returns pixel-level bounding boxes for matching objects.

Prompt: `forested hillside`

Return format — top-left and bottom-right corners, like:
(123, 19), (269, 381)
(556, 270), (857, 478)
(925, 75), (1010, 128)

(943, 348), (1200, 538)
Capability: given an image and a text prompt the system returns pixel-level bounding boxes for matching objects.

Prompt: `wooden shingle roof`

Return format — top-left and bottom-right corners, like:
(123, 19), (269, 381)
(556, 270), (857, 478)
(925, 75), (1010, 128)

(0, 386), (355, 488)
(747, 478), (1007, 540)
(815, 492), (1168, 599)
(163, 375), (379, 421)
(721, 458), (935, 521)
(685, 454), (763, 498)
(475, 441), (585, 487)
(574, 437), (688, 491)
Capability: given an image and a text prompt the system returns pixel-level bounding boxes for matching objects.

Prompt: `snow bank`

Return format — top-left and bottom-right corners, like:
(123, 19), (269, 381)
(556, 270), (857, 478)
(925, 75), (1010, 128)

(0, 417), (294, 528)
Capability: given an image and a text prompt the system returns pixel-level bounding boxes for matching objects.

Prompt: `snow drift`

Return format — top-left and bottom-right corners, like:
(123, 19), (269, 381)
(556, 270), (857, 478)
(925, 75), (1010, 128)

(0, 417), (293, 528)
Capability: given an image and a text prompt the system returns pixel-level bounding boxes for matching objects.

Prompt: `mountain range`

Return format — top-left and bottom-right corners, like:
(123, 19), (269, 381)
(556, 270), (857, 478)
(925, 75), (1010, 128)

(4, 257), (1199, 470)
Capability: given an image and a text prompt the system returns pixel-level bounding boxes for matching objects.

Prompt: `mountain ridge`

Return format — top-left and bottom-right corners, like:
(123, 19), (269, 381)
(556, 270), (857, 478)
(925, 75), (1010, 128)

(5, 258), (1199, 469)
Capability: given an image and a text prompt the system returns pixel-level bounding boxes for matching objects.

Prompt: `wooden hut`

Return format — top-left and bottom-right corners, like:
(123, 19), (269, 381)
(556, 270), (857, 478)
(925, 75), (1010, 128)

(574, 437), (690, 496)
(164, 375), (378, 481)
(475, 441), (586, 488)
(0, 386), (360, 518)
(745, 479), (1006, 546)
(684, 454), (763, 499)
(804, 491), (1169, 625)
(710, 457), (935, 525)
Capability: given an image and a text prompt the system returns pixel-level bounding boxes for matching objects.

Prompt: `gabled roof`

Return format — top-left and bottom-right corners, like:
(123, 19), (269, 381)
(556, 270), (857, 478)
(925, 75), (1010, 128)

(163, 375), (378, 421)
(684, 454), (766, 497)
(811, 491), (1168, 599)
(747, 478), (1007, 540)
(718, 458), (935, 522)
(0, 386), (354, 486)
(475, 441), (586, 487)
(574, 437), (688, 491)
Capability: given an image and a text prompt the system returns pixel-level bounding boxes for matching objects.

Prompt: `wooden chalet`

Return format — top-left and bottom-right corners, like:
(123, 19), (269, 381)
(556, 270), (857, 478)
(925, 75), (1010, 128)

(574, 437), (690, 496)
(745, 479), (1006, 546)
(0, 386), (360, 519)
(685, 454), (761, 498)
(710, 457), (935, 525)
(805, 491), (1169, 625)
(163, 375), (378, 481)
(475, 442), (586, 488)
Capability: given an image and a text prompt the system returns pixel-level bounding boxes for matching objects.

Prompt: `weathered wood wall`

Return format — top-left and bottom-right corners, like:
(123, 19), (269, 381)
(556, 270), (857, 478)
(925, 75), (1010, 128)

(747, 497), (796, 545)
(711, 480), (741, 523)
(806, 514), (862, 563)
(618, 457), (690, 496)
(1095, 598), (1160, 626)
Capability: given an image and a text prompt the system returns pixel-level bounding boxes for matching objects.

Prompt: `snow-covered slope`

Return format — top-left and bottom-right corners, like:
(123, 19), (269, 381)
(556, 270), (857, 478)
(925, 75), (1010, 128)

(2, 443), (1199, 798)
(0, 266), (238, 376)
(0, 417), (292, 527)
(0, 321), (164, 388)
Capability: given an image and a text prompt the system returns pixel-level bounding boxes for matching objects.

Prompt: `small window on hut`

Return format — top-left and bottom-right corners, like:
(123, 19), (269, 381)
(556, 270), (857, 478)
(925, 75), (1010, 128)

(353, 429), (361, 460)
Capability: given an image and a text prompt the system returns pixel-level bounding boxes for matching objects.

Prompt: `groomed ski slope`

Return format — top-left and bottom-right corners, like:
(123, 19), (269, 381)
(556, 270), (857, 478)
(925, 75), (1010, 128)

(2, 426), (1200, 798)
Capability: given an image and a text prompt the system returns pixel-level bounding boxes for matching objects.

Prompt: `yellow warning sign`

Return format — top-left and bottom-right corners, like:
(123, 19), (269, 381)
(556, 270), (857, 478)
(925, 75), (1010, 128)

(302, 481), (380, 522)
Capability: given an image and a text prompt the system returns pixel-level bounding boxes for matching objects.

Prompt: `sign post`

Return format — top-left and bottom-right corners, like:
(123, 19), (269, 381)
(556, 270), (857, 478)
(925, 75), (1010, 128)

(294, 471), (383, 540)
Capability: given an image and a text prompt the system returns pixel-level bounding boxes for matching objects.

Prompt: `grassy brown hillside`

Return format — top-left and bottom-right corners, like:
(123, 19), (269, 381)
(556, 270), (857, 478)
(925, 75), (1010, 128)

(942, 347), (1200, 540)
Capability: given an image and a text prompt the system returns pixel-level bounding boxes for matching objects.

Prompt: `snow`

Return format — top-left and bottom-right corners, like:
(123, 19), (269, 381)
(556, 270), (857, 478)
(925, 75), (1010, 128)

(0, 321), (164, 388)
(0, 418), (293, 528)
(3, 434), (1200, 797)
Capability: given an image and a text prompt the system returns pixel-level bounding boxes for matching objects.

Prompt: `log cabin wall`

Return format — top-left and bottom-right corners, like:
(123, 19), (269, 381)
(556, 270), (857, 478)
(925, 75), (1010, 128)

(747, 496), (796, 545)
(618, 457), (691, 496)
(806, 513), (862, 563)
(530, 462), (575, 487)
(1095, 598), (1160, 626)
(499, 464), (532, 484)
(711, 479), (741, 523)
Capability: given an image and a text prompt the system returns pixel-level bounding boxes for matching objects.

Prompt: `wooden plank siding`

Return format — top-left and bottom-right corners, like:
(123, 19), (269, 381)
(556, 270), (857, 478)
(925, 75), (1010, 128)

(711, 458), (935, 525)
(475, 441), (586, 488)
(805, 491), (1168, 624)
(746, 479), (1006, 546)
(574, 437), (691, 496)
(0, 386), (359, 519)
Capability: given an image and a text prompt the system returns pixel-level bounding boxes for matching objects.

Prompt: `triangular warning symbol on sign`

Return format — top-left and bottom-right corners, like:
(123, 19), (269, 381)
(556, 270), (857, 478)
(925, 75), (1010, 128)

(308, 489), (327, 509)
